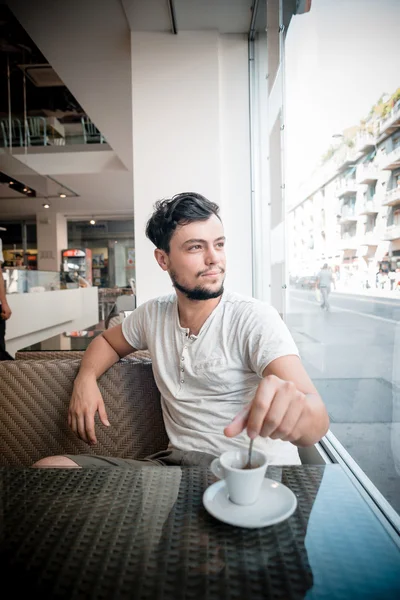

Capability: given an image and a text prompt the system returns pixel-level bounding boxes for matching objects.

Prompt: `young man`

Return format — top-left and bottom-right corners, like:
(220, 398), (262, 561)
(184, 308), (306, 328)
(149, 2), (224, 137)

(34, 193), (329, 469)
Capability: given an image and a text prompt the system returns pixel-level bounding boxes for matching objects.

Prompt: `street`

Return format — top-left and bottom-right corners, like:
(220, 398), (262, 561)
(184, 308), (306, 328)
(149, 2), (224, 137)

(287, 288), (400, 514)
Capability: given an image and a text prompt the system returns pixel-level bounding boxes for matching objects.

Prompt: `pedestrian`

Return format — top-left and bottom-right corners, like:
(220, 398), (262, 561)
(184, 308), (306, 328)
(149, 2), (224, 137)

(32, 192), (329, 470)
(316, 263), (334, 311)
(0, 238), (14, 360)
(14, 253), (25, 268)
(389, 270), (396, 292)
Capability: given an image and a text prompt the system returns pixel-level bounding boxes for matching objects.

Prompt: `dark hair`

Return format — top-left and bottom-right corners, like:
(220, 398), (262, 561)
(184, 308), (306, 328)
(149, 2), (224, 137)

(145, 192), (221, 253)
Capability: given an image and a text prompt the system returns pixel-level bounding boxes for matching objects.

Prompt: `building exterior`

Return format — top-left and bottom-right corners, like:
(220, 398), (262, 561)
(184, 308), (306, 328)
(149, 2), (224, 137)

(288, 94), (400, 291)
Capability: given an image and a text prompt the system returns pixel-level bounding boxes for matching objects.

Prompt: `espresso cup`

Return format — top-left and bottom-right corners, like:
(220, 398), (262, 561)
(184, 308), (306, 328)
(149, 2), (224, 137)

(210, 449), (268, 505)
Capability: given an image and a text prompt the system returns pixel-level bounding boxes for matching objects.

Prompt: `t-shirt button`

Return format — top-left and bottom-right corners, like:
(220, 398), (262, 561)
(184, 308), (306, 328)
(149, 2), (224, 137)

(181, 368), (184, 372)
(180, 379), (184, 383)
(181, 357), (184, 361)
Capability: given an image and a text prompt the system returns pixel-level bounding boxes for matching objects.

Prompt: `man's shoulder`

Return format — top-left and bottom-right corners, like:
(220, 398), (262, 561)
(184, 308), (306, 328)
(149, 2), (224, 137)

(138, 293), (176, 312)
(222, 290), (277, 316)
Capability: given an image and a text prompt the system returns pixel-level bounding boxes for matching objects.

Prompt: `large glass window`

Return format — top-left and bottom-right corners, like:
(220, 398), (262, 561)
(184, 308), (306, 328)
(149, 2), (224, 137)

(284, 0), (400, 514)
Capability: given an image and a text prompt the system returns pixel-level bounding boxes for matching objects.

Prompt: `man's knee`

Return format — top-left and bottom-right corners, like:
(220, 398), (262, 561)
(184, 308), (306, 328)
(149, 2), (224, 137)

(32, 455), (82, 468)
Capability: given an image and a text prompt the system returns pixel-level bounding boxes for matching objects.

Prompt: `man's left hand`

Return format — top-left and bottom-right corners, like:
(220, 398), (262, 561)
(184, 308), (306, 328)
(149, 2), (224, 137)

(224, 374), (310, 443)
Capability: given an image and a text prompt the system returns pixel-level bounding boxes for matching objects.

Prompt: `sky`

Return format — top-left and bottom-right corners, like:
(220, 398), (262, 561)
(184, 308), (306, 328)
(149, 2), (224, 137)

(285, 0), (400, 204)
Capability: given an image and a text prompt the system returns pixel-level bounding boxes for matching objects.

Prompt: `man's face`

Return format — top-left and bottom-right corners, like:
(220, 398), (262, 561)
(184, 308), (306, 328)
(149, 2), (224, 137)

(157, 215), (226, 300)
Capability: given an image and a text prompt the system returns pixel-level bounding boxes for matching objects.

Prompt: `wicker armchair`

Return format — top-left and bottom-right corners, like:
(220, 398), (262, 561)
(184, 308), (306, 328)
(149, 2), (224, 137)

(0, 359), (168, 467)
(15, 349), (152, 362)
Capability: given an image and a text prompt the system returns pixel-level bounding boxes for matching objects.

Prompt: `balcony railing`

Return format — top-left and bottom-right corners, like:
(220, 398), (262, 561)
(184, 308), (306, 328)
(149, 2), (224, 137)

(384, 224), (400, 241)
(355, 132), (376, 154)
(358, 199), (380, 214)
(382, 186), (400, 207)
(379, 145), (400, 170)
(335, 179), (358, 197)
(376, 102), (400, 138)
(355, 163), (379, 184)
(0, 115), (107, 148)
(361, 231), (380, 246)
(340, 205), (358, 223)
(333, 146), (360, 171)
(337, 234), (359, 250)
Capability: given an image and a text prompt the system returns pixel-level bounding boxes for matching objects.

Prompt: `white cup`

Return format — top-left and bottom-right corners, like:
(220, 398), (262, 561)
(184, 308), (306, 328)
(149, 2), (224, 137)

(210, 448), (268, 506)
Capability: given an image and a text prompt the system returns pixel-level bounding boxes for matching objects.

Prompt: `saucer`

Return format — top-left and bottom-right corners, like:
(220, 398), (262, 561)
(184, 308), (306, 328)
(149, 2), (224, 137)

(202, 478), (297, 528)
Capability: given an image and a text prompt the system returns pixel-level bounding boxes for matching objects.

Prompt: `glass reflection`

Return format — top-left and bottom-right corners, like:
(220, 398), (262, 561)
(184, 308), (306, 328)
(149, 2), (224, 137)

(285, 0), (400, 514)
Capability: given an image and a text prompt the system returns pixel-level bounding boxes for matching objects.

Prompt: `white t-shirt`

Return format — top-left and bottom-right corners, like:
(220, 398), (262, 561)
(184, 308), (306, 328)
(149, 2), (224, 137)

(122, 290), (301, 465)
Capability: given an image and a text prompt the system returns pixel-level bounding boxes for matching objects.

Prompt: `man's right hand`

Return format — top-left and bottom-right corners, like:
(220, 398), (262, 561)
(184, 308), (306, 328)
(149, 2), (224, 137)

(68, 374), (110, 445)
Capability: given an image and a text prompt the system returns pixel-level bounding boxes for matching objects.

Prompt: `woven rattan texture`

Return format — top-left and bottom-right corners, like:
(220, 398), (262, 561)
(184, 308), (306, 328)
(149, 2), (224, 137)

(15, 350), (86, 360)
(0, 466), (323, 599)
(15, 350), (152, 361)
(0, 360), (168, 467)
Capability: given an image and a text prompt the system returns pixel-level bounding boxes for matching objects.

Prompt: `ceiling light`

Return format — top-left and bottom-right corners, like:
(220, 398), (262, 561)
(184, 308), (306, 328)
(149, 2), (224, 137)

(90, 219), (96, 225)
(59, 193), (67, 198)
(0, 172), (36, 197)
(42, 203), (50, 208)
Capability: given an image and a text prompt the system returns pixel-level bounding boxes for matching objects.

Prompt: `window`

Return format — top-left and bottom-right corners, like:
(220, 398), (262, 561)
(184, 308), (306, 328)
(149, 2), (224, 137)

(282, 0), (400, 517)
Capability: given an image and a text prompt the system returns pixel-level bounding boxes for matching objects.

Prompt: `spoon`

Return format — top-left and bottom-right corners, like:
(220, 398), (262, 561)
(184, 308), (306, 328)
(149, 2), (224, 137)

(243, 438), (254, 470)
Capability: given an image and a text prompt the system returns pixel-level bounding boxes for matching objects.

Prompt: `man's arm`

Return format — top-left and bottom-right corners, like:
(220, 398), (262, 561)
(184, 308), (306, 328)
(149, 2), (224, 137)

(69, 324), (137, 444)
(0, 266), (12, 320)
(225, 355), (329, 447)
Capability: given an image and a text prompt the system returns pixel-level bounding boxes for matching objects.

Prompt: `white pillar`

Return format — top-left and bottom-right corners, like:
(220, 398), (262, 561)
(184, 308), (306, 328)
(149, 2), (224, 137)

(131, 31), (252, 306)
(36, 211), (68, 272)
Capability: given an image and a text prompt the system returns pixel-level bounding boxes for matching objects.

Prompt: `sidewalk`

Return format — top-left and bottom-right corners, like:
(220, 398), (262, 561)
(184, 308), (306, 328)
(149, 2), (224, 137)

(332, 284), (400, 301)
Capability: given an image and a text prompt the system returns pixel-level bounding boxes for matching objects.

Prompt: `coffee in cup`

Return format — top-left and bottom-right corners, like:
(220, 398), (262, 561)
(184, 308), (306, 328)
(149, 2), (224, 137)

(210, 448), (268, 505)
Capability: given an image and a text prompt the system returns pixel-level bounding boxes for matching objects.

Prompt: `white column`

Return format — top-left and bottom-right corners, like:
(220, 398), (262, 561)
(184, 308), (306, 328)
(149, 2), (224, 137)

(131, 31), (252, 306)
(36, 211), (68, 272)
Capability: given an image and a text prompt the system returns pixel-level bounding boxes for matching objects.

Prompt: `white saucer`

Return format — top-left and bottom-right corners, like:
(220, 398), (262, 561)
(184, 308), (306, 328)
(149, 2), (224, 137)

(203, 478), (297, 528)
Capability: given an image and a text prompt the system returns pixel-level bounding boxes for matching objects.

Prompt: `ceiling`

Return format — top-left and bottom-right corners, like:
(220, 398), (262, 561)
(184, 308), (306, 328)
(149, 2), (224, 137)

(0, 1), (129, 223)
(0, 0), (266, 226)
(0, 3), (85, 122)
(121, 0), (258, 34)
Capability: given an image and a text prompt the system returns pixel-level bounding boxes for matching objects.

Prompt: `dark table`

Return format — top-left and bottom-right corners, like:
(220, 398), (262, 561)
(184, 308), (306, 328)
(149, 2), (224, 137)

(0, 464), (399, 599)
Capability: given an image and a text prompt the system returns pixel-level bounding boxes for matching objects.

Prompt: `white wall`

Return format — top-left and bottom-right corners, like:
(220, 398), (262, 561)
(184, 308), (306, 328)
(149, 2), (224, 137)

(5, 286), (99, 356)
(131, 31), (252, 304)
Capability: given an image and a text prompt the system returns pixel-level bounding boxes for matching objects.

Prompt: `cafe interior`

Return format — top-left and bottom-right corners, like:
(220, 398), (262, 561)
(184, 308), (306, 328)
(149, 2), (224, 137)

(0, 0), (399, 597)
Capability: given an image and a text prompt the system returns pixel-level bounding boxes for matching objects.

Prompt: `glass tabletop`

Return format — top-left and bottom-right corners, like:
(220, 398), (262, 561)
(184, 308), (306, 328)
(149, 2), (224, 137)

(17, 326), (104, 352)
(0, 464), (399, 599)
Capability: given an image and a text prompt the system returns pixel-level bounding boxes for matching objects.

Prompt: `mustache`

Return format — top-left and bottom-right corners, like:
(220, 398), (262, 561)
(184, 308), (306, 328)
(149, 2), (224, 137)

(197, 267), (225, 277)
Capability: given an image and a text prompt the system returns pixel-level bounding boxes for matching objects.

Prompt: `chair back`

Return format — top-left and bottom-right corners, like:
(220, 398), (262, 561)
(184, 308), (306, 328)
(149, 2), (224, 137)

(0, 117), (23, 146)
(0, 359), (167, 467)
(81, 117), (105, 143)
(26, 116), (47, 145)
(115, 295), (136, 311)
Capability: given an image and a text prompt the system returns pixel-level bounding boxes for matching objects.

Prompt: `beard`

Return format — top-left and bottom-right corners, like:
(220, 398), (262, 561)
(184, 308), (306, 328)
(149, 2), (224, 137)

(170, 269), (225, 300)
